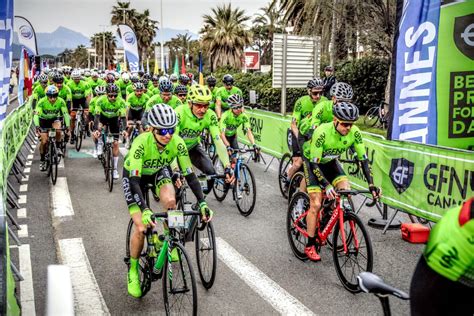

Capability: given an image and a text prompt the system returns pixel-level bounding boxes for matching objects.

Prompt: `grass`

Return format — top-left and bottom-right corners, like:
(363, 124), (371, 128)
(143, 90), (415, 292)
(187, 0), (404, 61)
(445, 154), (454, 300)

(355, 117), (387, 138)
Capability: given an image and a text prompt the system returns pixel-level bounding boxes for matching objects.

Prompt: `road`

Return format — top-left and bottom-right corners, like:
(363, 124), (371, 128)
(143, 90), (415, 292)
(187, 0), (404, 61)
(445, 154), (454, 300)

(9, 134), (424, 315)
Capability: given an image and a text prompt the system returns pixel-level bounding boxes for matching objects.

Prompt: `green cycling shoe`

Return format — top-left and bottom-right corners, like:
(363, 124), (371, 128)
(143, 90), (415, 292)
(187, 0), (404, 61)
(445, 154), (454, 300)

(127, 263), (142, 298)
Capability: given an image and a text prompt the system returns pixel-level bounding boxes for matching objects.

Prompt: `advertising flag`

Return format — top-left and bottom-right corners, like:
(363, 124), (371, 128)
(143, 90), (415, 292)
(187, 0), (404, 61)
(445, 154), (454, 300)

(173, 56), (179, 75)
(1, 0), (14, 123)
(198, 51), (204, 85)
(181, 55), (186, 74)
(118, 24), (139, 72)
(14, 16), (37, 55)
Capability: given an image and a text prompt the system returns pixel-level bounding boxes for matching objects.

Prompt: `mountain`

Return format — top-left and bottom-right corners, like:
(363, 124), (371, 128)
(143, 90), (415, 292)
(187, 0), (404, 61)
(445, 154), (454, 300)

(12, 26), (199, 58)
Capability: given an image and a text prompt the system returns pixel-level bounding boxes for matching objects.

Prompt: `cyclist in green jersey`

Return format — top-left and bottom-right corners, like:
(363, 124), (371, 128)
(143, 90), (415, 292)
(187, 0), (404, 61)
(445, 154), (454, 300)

(116, 72), (131, 99)
(170, 73), (179, 90)
(410, 197), (474, 315)
(175, 84), (234, 192)
(215, 74), (243, 119)
(123, 103), (214, 298)
(34, 86), (71, 171)
(67, 70), (92, 143)
(124, 82), (149, 147)
(31, 74), (49, 109)
(174, 84), (188, 104)
(301, 102), (380, 261)
(220, 94), (258, 153)
(148, 75), (160, 96)
(206, 76), (218, 110)
(87, 71), (106, 95)
(62, 66), (72, 85)
(92, 84), (126, 179)
(178, 74), (190, 87)
(90, 85), (107, 157)
(145, 79), (182, 111)
(286, 79), (326, 189)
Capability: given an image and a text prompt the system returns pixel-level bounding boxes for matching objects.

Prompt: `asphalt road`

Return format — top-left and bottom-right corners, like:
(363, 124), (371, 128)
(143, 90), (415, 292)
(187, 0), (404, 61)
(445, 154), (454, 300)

(13, 135), (425, 315)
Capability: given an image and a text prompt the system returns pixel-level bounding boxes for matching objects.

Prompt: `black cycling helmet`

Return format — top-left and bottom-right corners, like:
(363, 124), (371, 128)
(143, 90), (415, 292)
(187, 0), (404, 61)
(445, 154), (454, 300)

(179, 74), (190, 85)
(143, 73), (151, 80)
(159, 79), (173, 93)
(106, 83), (119, 94)
(174, 84), (188, 95)
(307, 78), (324, 89)
(133, 82), (145, 91)
(141, 78), (150, 87)
(105, 73), (115, 83)
(333, 102), (359, 122)
(325, 65), (334, 72)
(151, 75), (159, 82)
(52, 73), (64, 84)
(138, 70), (145, 78)
(206, 76), (217, 86)
(223, 74), (234, 85)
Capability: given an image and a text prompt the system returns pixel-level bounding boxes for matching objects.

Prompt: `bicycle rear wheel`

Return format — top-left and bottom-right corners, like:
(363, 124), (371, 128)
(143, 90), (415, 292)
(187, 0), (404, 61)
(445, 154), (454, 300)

(212, 157), (228, 202)
(162, 242), (197, 316)
(107, 147), (114, 192)
(75, 120), (83, 151)
(364, 106), (379, 127)
(332, 212), (373, 293)
(50, 142), (58, 185)
(286, 192), (309, 261)
(235, 163), (256, 217)
(288, 171), (304, 202)
(278, 153), (292, 199)
(195, 221), (217, 289)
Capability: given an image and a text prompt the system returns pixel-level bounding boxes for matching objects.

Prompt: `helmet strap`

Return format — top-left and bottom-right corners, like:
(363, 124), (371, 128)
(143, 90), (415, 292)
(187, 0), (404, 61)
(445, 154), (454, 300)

(153, 132), (167, 149)
(334, 121), (344, 135)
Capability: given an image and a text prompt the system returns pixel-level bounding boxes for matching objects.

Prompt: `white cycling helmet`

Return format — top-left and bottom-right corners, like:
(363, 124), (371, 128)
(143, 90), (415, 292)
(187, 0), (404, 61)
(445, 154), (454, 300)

(121, 72), (130, 81)
(330, 82), (353, 101)
(71, 70), (81, 80)
(147, 104), (178, 129)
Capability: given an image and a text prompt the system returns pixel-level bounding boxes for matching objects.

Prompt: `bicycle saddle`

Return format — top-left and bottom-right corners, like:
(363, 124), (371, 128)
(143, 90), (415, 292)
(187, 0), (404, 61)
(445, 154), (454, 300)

(357, 272), (409, 300)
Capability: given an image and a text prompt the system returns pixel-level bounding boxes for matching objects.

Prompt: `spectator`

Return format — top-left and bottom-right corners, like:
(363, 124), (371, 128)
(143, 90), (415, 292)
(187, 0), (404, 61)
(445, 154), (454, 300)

(322, 65), (337, 99)
(9, 69), (17, 95)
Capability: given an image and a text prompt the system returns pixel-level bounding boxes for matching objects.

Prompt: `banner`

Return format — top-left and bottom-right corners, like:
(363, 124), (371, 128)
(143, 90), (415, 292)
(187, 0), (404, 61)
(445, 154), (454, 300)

(390, 1), (474, 151)
(238, 108), (473, 221)
(14, 16), (37, 55)
(118, 24), (139, 72)
(244, 51), (260, 70)
(173, 56), (179, 75)
(181, 55), (186, 74)
(0, 0), (14, 125)
(198, 51), (204, 85)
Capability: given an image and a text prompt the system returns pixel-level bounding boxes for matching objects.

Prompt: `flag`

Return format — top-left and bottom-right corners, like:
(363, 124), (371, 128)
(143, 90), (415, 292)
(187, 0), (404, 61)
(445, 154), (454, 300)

(164, 58), (168, 74)
(118, 24), (139, 72)
(18, 48), (32, 105)
(181, 55), (186, 74)
(153, 58), (159, 75)
(1, 0), (14, 123)
(14, 16), (38, 55)
(173, 56), (179, 75)
(198, 51), (204, 85)
(116, 63), (121, 72)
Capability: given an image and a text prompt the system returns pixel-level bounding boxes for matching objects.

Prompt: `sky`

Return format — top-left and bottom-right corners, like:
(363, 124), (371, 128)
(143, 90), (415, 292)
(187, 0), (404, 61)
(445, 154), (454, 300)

(15, 0), (272, 37)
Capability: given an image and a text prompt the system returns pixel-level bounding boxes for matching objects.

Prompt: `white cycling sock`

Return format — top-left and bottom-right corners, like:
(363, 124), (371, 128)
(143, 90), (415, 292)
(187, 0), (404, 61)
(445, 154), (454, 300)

(113, 156), (119, 169)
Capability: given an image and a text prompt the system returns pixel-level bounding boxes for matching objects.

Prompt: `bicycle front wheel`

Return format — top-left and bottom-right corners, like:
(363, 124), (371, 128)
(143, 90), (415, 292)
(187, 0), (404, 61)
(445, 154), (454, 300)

(288, 171), (304, 202)
(332, 212), (373, 293)
(364, 106), (379, 127)
(195, 221), (217, 289)
(286, 192), (309, 261)
(278, 153), (292, 199)
(75, 120), (83, 151)
(107, 148), (114, 192)
(235, 163), (256, 217)
(162, 242), (198, 316)
(50, 143), (58, 185)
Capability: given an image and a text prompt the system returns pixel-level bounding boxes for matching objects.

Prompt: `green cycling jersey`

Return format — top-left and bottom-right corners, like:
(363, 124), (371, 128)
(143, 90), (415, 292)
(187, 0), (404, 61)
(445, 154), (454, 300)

(207, 86), (218, 110)
(89, 95), (100, 115)
(148, 86), (159, 96)
(94, 95), (126, 118)
(424, 200), (474, 286)
(32, 85), (47, 101)
(292, 95), (328, 130)
(299, 99), (335, 136)
(124, 131), (194, 177)
(67, 80), (92, 100)
(57, 85), (73, 103)
(126, 92), (150, 111)
(216, 86), (242, 111)
(303, 122), (367, 164)
(34, 96), (71, 127)
(175, 104), (230, 167)
(87, 78), (106, 93)
(116, 78), (131, 97)
(220, 109), (251, 137)
(145, 94), (182, 110)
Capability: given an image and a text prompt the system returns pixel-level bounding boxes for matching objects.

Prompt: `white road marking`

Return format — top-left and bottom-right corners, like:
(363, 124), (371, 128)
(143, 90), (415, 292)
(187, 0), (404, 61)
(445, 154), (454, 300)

(19, 184), (28, 192)
(18, 225), (28, 238)
(26, 161), (32, 166)
(19, 244), (36, 316)
(28, 154), (34, 160)
(58, 238), (110, 315)
(18, 195), (27, 205)
(47, 265), (74, 316)
(22, 175), (30, 182)
(216, 238), (316, 315)
(51, 177), (74, 217)
(58, 159), (65, 169)
(17, 208), (27, 218)
(24, 167), (31, 174)
(30, 149), (35, 154)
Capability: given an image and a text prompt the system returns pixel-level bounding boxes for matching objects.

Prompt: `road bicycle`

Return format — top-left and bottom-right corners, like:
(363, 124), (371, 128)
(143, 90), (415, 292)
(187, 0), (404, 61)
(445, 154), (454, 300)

(45, 127), (66, 185)
(212, 148), (260, 217)
(278, 152), (292, 199)
(98, 127), (119, 192)
(287, 189), (374, 292)
(126, 120), (142, 149)
(73, 106), (87, 152)
(201, 130), (216, 160)
(358, 272), (409, 316)
(364, 101), (389, 129)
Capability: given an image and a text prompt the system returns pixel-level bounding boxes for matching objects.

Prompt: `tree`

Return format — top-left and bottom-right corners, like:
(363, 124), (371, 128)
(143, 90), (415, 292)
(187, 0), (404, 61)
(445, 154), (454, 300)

(57, 49), (73, 65)
(200, 4), (253, 70)
(110, 1), (137, 26)
(252, 4), (283, 65)
(91, 32), (117, 69)
(70, 45), (89, 68)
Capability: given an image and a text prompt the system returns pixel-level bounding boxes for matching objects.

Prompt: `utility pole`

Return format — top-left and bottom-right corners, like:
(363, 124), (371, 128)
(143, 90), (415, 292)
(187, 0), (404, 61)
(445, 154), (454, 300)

(160, 0), (164, 72)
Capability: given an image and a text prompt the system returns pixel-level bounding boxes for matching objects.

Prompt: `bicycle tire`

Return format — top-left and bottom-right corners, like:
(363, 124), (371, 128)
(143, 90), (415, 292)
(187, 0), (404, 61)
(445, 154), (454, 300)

(124, 219), (153, 297)
(288, 171), (304, 203)
(364, 106), (379, 127)
(235, 163), (256, 217)
(332, 212), (373, 293)
(162, 242), (198, 316)
(212, 157), (228, 202)
(107, 147), (114, 192)
(195, 221), (217, 289)
(286, 192), (310, 261)
(50, 142), (58, 185)
(278, 153), (292, 199)
(104, 147), (110, 181)
(75, 120), (83, 151)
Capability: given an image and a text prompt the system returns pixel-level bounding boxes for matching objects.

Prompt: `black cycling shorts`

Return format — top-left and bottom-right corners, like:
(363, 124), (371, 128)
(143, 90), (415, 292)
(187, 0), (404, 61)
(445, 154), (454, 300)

(99, 114), (120, 140)
(39, 117), (63, 132)
(226, 135), (239, 150)
(302, 158), (347, 194)
(128, 108), (144, 121)
(72, 97), (88, 111)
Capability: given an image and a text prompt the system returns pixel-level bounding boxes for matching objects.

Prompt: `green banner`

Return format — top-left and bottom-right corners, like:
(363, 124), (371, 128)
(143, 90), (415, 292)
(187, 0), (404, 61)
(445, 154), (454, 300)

(437, 1), (474, 150)
(238, 108), (474, 222)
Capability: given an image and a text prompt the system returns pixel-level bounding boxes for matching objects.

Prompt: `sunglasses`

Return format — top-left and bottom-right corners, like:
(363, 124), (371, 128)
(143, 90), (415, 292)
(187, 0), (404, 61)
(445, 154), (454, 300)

(339, 121), (354, 128)
(154, 128), (175, 136)
(311, 91), (322, 96)
(48, 94), (58, 98)
(193, 102), (209, 109)
(178, 94), (187, 97)
(232, 106), (243, 110)
(108, 94), (118, 98)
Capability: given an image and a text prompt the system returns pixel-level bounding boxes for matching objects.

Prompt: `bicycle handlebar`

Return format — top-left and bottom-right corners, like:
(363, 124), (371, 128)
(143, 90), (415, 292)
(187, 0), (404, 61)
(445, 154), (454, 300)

(151, 210), (201, 220)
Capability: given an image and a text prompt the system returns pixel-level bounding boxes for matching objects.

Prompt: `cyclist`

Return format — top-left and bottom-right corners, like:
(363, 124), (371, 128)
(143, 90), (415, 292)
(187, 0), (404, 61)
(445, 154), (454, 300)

(145, 79), (182, 110)
(301, 102), (380, 261)
(124, 82), (149, 147)
(148, 75), (160, 96)
(174, 84), (234, 193)
(174, 84), (188, 104)
(322, 65), (337, 99)
(178, 74), (190, 87)
(67, 70), (92, 143)
(170, 73), (179, 90)
(92, 84), (126, 179)
(220, 94), (258, 153)
(31, 74), (49, 109)
(52, 73), (72, 144)
(410, 197), (474, 316)
(123, 103), (214, 298)
(90, 85), (107, 157)
(187, 72), (197, 86)
(87, 71), (106, 95)
(34, 85), (70, 171)
(215, 74), (242, 119)
(286, 79), (326, 189)
(206, 76), (218, 111)
(116, 72), (131, 99)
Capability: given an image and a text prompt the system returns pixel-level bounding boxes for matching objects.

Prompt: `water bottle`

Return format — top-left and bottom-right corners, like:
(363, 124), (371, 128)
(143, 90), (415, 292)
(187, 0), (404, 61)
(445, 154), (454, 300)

(97, 138), (104, 155)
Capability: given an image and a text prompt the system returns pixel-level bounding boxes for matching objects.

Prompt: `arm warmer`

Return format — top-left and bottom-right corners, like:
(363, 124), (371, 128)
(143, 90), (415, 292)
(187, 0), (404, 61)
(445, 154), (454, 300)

(360, 159), (374, 186)
(185, 173), (205, 204)
(129, 176), (149, 211)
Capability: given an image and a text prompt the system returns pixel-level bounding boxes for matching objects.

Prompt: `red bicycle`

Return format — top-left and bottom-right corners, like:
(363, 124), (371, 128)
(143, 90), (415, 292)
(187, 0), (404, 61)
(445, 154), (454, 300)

(287, 189), (374, 293)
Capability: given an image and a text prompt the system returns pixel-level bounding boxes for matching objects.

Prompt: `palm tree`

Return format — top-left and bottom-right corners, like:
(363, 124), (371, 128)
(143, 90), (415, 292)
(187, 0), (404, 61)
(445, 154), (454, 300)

(200, 4), (253, 69)
(252, 4), (284, 65)
(91, 32), (117, 69)
(134, 9), (158, 62)
(71, 45), (89, 68)
(111, 1), (137, 27)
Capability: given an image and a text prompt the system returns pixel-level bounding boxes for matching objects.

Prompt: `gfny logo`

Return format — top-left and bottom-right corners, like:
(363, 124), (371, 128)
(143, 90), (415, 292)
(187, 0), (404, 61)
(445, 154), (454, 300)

(19, 25), (33, 39)
(390, 158), (414, 194)
(123, 31), (136, 45)
(455, 13), (474, 60)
